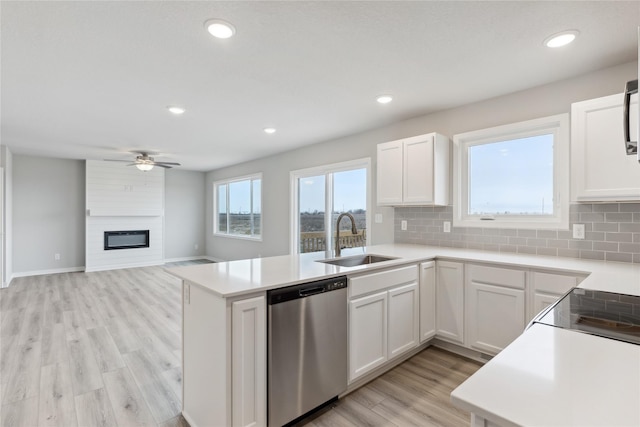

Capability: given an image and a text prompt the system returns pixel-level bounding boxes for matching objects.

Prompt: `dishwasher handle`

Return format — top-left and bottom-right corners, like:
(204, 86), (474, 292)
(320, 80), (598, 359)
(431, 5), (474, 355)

(299, 286), (325, 297)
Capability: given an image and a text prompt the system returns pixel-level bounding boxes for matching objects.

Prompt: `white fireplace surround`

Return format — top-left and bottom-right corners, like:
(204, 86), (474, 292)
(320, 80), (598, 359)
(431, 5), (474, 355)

(85, 160), (165, 272)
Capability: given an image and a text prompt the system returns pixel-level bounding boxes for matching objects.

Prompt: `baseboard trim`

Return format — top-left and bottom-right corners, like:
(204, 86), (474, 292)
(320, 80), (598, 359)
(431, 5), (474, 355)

(85, 261), (165, 273)
(164, 256), (214, 263)
(12, 267), (85, 278)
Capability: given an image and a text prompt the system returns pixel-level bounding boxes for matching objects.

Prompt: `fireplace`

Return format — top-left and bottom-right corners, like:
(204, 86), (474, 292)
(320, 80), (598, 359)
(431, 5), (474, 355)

(104, 230), (150, 250)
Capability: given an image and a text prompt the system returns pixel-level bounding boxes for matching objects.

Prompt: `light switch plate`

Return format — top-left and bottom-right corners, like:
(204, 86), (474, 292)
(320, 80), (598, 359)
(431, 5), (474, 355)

(401, 220), (407, 231)
(572, 224), (585, 239)
(375, 213), (383, 223)
(443, 221), (451, 233)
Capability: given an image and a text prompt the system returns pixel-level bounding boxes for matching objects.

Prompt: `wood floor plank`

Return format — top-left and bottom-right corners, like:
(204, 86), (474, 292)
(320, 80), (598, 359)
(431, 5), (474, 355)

(2, 341), (42, 404)
(123, 350), (181, 424)
(41, 323), (68, 366)
(67, 332), (104, 396)
(87, 327), (126, 373)
(332, 396), (397, 427)
(74, 388), (117, 427)
(160, 367), (182, 403)
(106, 317), (143, 354)
(102, 367), (155, 427)
(370, 395), (440, 427)
(1, 396), (39, 427)
(38, 362), (77, 427)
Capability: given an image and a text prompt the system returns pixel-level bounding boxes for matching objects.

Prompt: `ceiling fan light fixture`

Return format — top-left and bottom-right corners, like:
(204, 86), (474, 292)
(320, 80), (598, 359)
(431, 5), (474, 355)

(544, 30), (579, 48)
(136, 163), (154, 172)
(376, 95), (393, 104)
(167, 106), (185, 115)
(264, 127), (276, 134)
(205, 19), (236, 39)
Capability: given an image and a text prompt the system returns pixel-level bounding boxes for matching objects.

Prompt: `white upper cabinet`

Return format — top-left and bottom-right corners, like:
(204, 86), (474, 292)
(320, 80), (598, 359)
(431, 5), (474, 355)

(571, 92), (640, 202)
(377, 133), (450, 206)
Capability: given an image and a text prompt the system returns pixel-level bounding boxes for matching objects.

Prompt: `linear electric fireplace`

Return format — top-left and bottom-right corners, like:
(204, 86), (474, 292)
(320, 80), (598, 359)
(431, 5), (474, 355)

(104, 230), (150, 250)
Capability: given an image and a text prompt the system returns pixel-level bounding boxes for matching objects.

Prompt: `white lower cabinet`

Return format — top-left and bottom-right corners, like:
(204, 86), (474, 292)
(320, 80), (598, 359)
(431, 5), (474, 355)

(419, 261), (436, 342)
(436, 261), (465, 344)
(182, 283), (266, 427)
(349, 291), (388, 381)
(388, 283), (419, 358)
(232, 296), (266, 427)
(465, 264), (526, 355)
(349, 265), (418, 383)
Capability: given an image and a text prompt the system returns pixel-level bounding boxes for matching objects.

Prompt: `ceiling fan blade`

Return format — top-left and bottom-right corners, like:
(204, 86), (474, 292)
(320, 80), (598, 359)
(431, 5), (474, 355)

(154, 161), (181, 166)
(103, 159), (131, 163)
(154, 164), (173, 169)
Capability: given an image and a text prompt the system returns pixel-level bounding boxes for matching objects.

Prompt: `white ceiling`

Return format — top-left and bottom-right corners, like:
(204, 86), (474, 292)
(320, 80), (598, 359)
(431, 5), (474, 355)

(2, 1), (639, 171)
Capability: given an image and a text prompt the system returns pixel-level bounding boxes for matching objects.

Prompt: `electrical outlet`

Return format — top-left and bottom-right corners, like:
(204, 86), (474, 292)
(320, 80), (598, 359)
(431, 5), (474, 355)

(375, 213), (383, 223)
(54, 253), (61, 261)
(573, 224), (585, 239)
(443, 221), (451, 233)
(401, 220), (407, 231)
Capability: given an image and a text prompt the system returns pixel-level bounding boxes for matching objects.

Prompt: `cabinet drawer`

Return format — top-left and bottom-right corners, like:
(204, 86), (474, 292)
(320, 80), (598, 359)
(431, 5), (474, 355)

(531, 271), (577, 294)
(466, 264), (525, 290)
(349, 265), (418, 298)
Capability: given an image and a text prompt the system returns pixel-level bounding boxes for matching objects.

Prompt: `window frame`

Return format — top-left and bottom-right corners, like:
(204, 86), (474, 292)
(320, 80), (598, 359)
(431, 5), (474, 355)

(213, 173), (263, 241)
(289, 158), (372, 255)
(453, 114), (569, 229)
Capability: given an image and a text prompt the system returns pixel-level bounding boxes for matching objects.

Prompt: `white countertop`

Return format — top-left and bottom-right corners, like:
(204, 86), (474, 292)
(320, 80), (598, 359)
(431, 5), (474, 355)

(451, 324), (640, 427)
(167, 243), (640, 298)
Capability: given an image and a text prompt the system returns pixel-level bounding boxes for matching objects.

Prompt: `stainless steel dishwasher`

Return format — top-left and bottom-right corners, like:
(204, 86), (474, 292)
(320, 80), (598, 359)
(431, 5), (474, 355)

(267, 276), (348, 426)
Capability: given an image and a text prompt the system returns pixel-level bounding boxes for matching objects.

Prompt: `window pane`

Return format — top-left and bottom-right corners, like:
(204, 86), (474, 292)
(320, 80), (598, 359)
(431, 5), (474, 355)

(469, 134), (554, 215)
(218, 184), (227, 233)
(333, 169), (367, 250)
(252, 179), (261, 236)
(299, 175), (325, 253)
(229, 180), (251, 235)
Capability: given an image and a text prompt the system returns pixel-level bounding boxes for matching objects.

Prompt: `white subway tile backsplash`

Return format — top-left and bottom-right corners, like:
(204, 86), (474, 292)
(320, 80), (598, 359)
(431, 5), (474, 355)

(394, 202), (640, 263)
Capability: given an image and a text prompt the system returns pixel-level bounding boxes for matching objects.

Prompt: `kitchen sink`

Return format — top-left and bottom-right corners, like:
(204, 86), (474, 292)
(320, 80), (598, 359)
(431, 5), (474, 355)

(317, 254), (398, 267)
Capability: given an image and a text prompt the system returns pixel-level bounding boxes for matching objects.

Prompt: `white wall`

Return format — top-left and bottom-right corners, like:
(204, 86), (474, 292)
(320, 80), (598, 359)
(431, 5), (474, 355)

(1, 146), (13, 286)
(205, 61), (637, 262)
(165, 169), (206, 260)
(13, 155), (85, 274)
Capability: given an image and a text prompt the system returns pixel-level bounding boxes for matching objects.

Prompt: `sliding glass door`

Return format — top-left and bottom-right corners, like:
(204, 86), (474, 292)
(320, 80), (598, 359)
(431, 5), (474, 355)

(292, 159), (370, 254)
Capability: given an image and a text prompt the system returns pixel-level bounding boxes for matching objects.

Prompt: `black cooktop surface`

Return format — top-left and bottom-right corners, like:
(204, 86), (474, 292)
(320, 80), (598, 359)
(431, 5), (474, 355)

(533, 288), (640, 345)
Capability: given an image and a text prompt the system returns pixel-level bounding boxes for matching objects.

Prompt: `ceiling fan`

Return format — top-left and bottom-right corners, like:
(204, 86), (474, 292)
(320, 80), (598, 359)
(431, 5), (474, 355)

(104, 151), (181, 171)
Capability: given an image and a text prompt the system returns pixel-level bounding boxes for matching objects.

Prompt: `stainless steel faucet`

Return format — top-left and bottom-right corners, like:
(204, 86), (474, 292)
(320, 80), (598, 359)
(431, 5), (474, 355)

(334, 212), (358, 257)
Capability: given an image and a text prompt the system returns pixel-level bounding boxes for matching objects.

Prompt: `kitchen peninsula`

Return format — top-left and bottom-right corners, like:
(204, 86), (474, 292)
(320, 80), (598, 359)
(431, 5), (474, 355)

(168, 244), (640, 427)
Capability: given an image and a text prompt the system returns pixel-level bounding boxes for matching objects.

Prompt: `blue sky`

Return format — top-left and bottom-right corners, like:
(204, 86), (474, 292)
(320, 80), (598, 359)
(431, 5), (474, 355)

(469, 134), (554, 214)
(299, 168), (367, 213)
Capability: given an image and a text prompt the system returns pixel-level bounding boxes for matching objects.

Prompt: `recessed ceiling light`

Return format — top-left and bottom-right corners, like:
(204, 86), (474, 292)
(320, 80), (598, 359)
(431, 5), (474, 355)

(376, 95), (393, 104)
(167, 106), (185, 115)
(264, 127), (276, 134)
(544, 30), (579, 48)
(205, 19), (236, 39)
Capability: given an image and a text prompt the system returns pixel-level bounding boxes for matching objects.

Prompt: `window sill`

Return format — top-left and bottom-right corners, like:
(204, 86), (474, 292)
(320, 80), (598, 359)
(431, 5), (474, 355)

(453, 216), (569, 230)
(213, 233), (262, 242)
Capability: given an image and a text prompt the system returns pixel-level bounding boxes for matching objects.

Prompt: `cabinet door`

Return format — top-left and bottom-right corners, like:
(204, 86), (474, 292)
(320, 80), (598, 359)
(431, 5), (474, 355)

(528, 271), (578, 322)
(571, 93), (640, 201)
(377, 140), (404, 205)
(403, 135), (434, 204)
(388, 282), (419, 359)
(419, 261), (436, 342)
(436, 261), (465, 344)
(466, 282), (525, 355)
(349, 291), (387, 382)
(232, 296), (266, 427)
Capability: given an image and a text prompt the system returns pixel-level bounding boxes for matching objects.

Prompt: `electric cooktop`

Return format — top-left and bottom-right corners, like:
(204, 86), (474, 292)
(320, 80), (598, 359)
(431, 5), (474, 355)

(533, 288), (640, 345)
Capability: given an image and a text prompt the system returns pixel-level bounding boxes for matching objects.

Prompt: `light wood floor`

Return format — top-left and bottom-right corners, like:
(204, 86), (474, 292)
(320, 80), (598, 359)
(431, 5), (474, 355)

(0, 263), (481, 427)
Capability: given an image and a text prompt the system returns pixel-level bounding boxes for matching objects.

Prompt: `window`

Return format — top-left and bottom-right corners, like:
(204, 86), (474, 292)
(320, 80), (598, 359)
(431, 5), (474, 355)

(453, 114), (569, 229)
(214, 174), (262, 239)
(290, 158), (371, 254)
